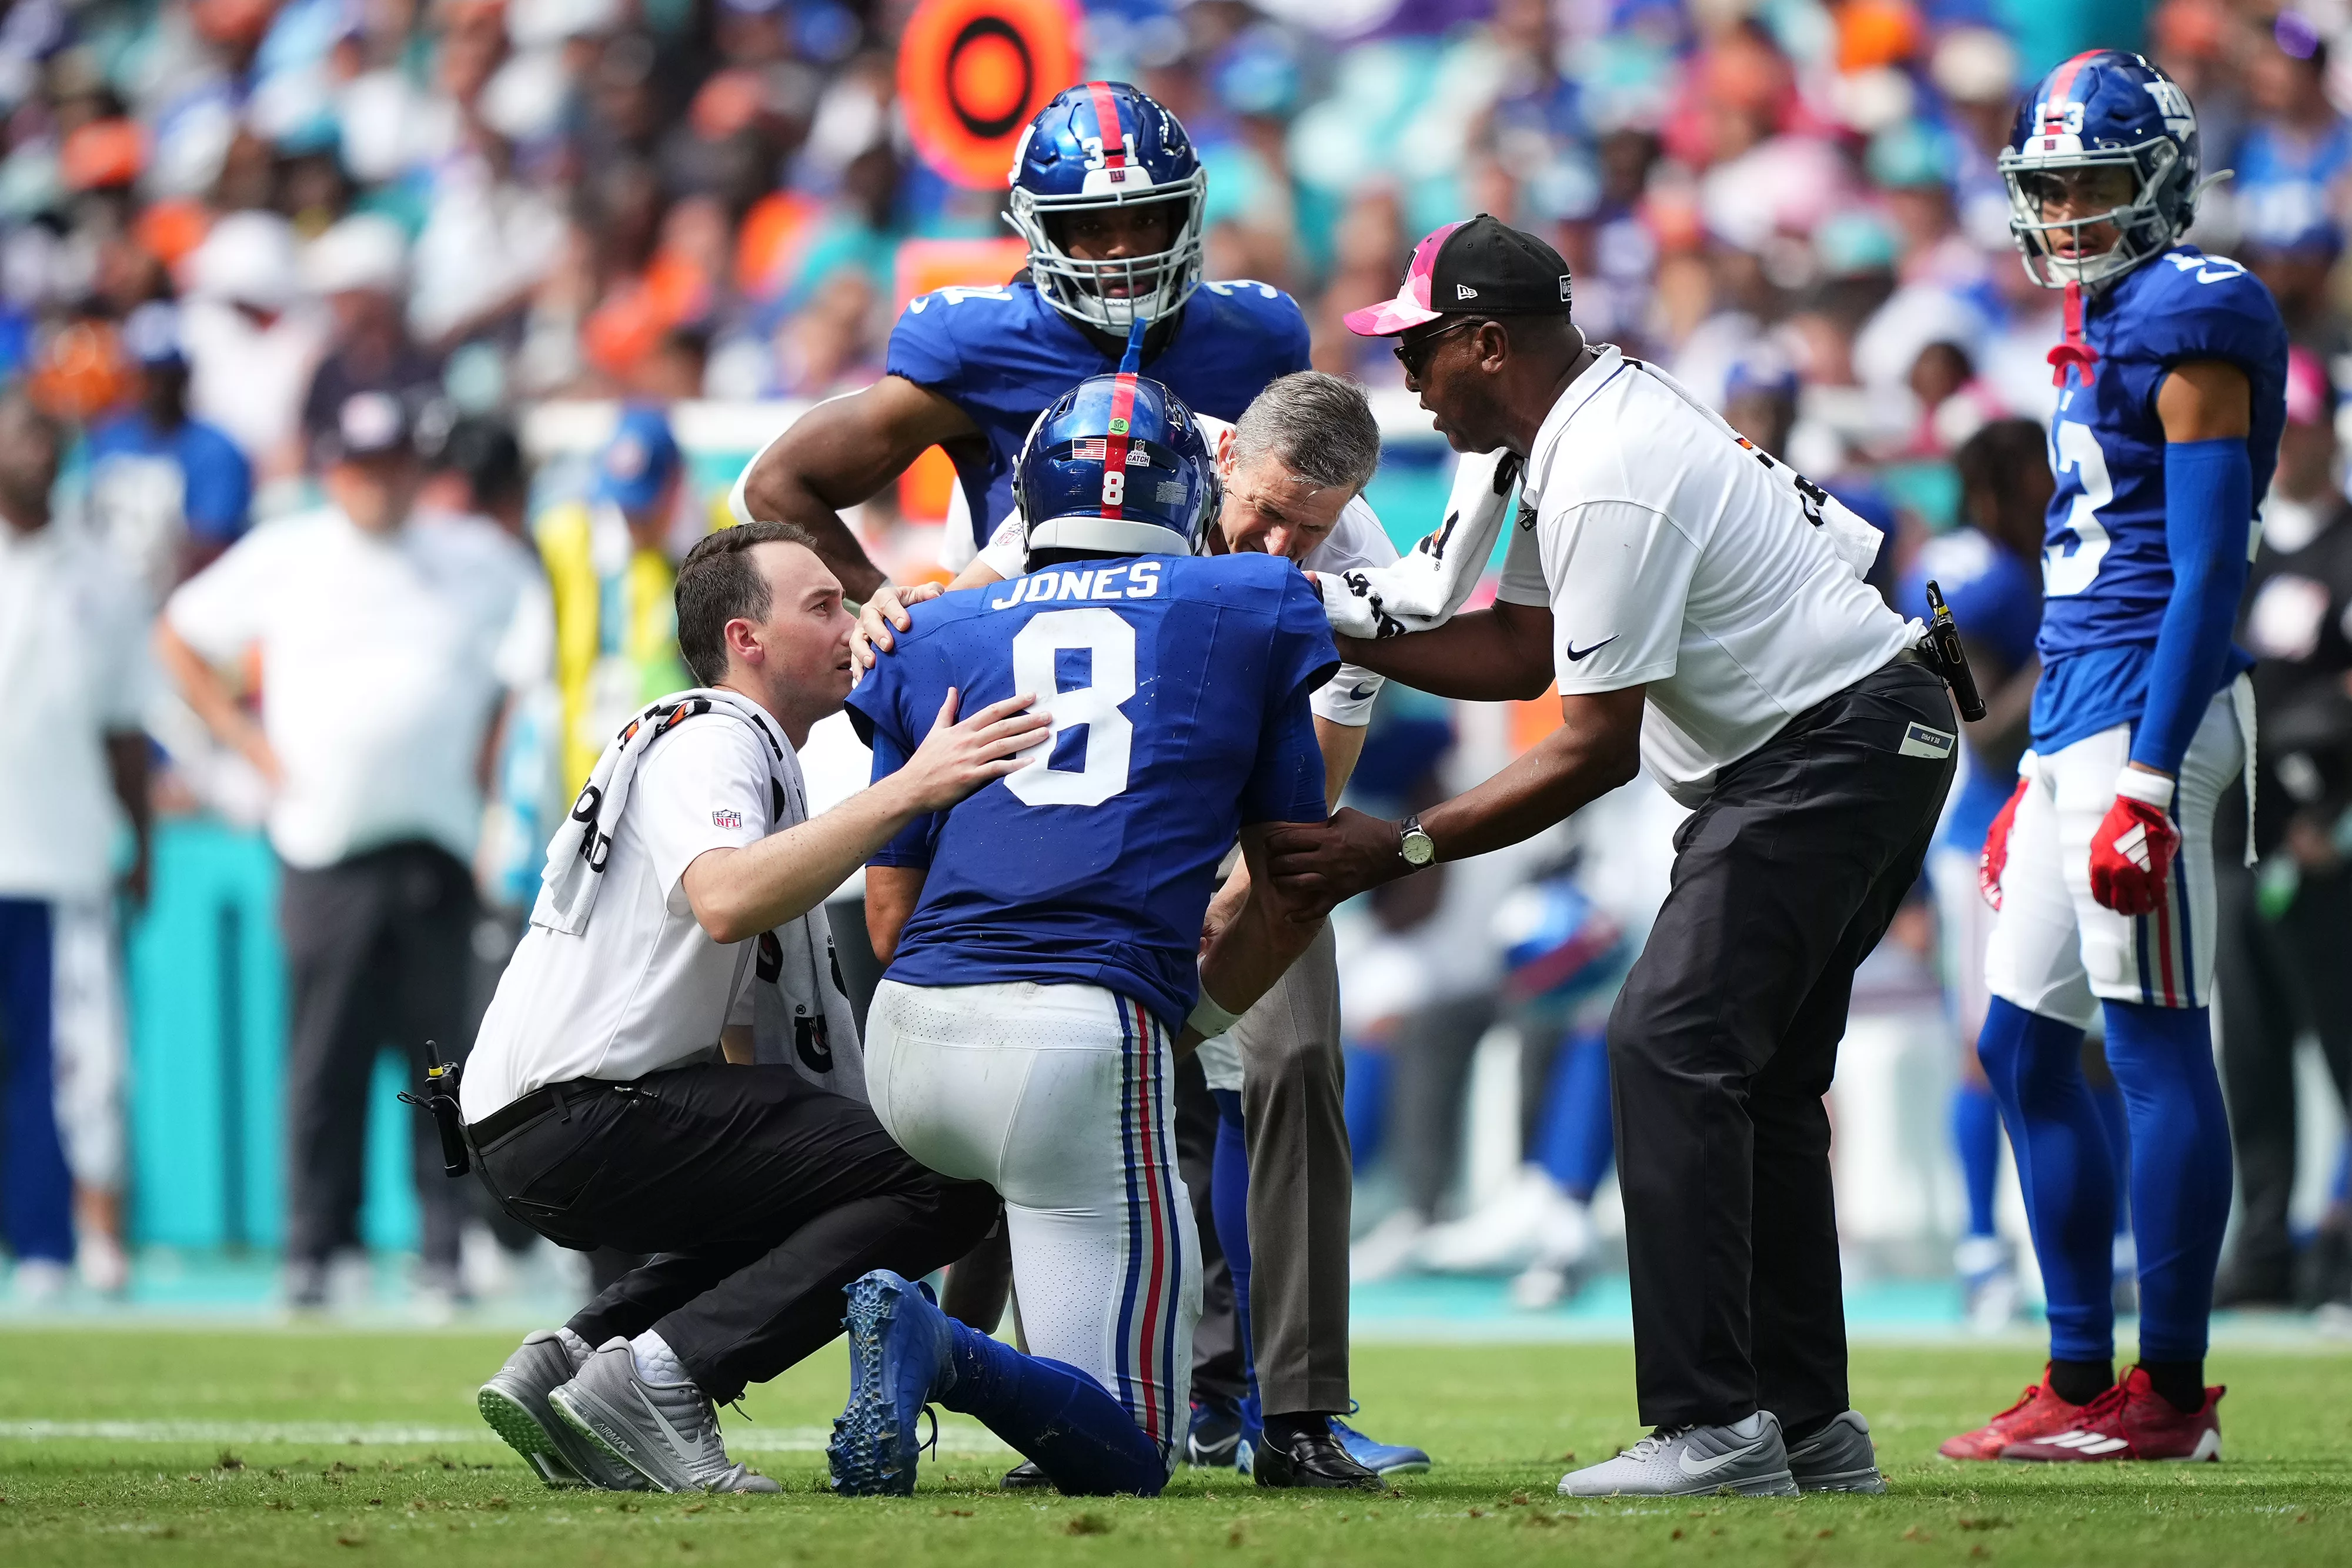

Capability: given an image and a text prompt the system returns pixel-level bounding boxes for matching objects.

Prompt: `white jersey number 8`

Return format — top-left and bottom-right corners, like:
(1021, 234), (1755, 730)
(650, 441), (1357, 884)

(2044, 419), (2113, 597)
(1006, 608), (1137, 807)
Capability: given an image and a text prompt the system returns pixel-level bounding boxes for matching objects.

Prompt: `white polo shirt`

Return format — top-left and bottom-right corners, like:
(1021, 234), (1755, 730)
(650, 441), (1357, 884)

(0, 523), (150, 901)
(976, 414), (1401, 726)
(463, 712), (776, 1118)
(1495, 346), (1916, 807)
(165, 507), (537, 870)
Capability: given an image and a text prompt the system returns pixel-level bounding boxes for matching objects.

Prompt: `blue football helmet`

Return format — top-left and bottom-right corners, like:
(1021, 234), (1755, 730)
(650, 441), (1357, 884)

(1999, 49), (2206, 290)
(1012, 370), (1220, 560)
(1005, 81), (1207, 333)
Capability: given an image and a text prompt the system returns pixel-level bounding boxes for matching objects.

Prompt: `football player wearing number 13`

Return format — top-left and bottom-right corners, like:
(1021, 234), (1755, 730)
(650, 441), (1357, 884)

(1945, 50), (2287, 1465)
(823, 370), (1334, 1497)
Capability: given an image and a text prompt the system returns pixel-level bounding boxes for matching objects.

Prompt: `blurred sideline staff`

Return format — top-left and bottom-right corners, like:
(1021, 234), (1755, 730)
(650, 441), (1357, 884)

(2213, 347), (2352, 1309)
(156, 390), (540, 1309)
(0, 399), (152, 1302)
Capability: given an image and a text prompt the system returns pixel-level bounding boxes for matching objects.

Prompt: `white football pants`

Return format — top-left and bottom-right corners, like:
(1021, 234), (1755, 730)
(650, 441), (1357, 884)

(866, 978), (1200, 1473)
(1986, 682), (2247, 1026)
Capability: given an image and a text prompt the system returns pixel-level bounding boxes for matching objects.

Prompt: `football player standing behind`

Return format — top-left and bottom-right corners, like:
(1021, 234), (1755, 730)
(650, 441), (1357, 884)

(733, 80), (1309, 600)
(823, 371), (1334, 1497)
(1947, 49), (2287, 1465)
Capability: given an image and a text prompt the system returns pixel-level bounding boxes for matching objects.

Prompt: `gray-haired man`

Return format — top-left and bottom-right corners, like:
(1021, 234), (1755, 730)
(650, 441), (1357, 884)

(856, 370), (1424, 1488)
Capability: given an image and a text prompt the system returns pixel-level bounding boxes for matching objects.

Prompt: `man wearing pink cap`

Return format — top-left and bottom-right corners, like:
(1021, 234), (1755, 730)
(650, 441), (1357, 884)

(1281, 215), (1963, 1497)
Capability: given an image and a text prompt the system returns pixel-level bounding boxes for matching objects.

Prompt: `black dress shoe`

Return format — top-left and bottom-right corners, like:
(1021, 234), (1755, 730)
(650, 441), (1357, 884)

(1001, 1459), (1053, 1490)
(1251, 1425), (1382, 1490)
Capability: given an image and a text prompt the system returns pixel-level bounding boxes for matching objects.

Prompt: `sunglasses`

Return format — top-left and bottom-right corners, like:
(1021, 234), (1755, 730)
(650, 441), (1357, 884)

(1394, 317), (1488, 380)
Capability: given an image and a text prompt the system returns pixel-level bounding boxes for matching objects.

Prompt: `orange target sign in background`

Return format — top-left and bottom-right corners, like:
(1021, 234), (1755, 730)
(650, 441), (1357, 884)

(898, 0), (1081, 190)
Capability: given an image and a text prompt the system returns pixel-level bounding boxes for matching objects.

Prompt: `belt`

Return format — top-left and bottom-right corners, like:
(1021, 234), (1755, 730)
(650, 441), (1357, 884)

(466, 1078), (639, 1149)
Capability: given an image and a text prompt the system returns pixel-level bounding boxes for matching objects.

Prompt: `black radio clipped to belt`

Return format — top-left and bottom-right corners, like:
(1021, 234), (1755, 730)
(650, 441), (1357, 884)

(397, 1045), (471, 1178)
(1919, 580), (1988, 724)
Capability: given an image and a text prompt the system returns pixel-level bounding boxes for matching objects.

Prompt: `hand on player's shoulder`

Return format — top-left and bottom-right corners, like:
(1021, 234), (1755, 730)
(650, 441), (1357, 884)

(852, 581), (944, 671)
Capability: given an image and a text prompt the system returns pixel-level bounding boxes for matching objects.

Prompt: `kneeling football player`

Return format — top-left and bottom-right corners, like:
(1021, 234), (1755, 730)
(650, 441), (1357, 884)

(826, 366), (1333, 1496)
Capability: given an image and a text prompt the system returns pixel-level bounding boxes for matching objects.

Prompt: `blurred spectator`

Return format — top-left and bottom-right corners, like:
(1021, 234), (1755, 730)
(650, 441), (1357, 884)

(538, 404), (692, 795)
(179, 210), (326, 482)
(299, 215), (441, 470)
(2234, 14), (2352, 254)
(2214, 347), (2352, 1309)
(81, 300), (252, 601)
(155, 390), (539, 1309)
(0, 398), (150, 1303)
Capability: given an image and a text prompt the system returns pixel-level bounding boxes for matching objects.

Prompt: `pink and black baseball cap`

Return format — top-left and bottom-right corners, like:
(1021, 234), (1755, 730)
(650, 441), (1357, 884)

(1342, 214), (1574, 336)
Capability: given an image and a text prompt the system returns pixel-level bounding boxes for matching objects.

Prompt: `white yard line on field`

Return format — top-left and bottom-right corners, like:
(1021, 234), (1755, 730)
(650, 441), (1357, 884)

(3, 1419), (1013, 1454)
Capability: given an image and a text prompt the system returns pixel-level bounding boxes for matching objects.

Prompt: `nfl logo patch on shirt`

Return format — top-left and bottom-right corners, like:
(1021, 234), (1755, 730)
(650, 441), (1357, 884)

(713, 808), (744, 829)
(1897, 723), (1956, 760)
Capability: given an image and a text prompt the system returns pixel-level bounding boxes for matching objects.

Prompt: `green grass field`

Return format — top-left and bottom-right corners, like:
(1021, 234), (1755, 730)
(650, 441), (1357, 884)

(4, 1328), (2349, 1565)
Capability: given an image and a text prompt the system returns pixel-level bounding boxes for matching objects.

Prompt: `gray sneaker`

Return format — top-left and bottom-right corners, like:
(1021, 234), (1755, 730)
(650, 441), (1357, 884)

(1785, 1409), (1886, 1493)
(479, 1330), (647, 1492)
(549, 1338), (783, 1495)
(1558, 1411), (1800, 1498)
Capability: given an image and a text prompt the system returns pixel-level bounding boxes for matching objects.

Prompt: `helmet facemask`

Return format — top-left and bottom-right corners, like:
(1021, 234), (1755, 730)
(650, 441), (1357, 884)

(2000, 136), (2189, 290)
(1005, 178), (1207, 333)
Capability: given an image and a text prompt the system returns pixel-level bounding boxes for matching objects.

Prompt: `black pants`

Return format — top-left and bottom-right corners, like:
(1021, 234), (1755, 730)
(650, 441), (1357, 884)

(280, 841), (477, 1270)
(2216, 854), (2352, 1290)
(470, 1062), (996, 1402)
(1609, 660), (1954, 1432)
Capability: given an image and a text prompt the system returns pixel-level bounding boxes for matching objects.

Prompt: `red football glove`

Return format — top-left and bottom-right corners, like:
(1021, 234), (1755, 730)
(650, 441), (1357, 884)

(2087, 770), (2181, 917)
(1979, 777), (2030, 911)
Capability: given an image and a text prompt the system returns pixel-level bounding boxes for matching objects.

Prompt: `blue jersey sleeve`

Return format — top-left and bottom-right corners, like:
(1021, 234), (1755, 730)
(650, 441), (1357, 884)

(1240, 687), (1326, 827)
(1273, 571), (1342, 707)
(2131, 258), (2287, 383)
(884, 293), (967, 392)
(843, 660), (937, 867)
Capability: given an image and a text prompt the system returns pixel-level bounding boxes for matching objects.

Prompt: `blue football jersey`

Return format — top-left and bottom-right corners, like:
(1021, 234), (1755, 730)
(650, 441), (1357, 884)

(2031, 245), (2287, 751)
(887, 278), (1311, 547)
(844, 552), (1339, 1029)
(1900, 527), (2040, 852)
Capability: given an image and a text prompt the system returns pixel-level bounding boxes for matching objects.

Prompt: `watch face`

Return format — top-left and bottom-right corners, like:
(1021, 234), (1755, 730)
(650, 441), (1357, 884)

(1401, 829), (1435, 865)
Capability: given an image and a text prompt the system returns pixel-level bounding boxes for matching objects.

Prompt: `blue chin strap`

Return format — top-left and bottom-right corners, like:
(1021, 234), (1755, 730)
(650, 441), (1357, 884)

(1119, 315), (1145, 374)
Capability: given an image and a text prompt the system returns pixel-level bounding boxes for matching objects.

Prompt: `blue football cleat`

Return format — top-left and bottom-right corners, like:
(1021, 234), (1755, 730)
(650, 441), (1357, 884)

(1332, 1407), (1431, 1477)
(1187, 1399), (1242, 1467)
(828, 1271), (951, 1497)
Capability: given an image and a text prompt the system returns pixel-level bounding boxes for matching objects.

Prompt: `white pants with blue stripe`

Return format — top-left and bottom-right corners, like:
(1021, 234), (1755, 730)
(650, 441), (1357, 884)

(1986, 683), (2246, 1024)
(865, 978), (1200, 1475)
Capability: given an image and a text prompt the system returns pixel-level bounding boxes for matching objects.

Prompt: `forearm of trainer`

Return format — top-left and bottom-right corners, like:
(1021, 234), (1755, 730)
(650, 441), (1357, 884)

(1334, 599), (1556, 702)
(2135, 360), (2254, 777)
(737, 376), (978, 601)
(1422, 686), (1646, 861)
(681, 773), (936, 945)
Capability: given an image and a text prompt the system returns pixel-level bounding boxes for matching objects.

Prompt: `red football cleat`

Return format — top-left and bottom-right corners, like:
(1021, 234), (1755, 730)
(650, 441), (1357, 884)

(1999, 1366), (2223, 1463)
(1937, 1365), (2098, 1461)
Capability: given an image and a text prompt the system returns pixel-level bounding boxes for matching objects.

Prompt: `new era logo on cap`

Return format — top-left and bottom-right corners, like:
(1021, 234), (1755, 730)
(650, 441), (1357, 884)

(1342, 213), (1576, 337)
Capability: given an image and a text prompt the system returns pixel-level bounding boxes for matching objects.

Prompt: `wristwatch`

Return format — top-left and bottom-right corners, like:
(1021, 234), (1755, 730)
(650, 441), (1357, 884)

(1398, 815), (1436, 868)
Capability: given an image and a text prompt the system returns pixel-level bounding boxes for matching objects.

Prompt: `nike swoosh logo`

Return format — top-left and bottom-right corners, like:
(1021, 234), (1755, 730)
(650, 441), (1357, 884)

(1348, 683), (1377, 700)
(634, 1385), (706, 1467)
(1678, 1439), (1765, 1478)
(1564, 636), (1619, 662)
